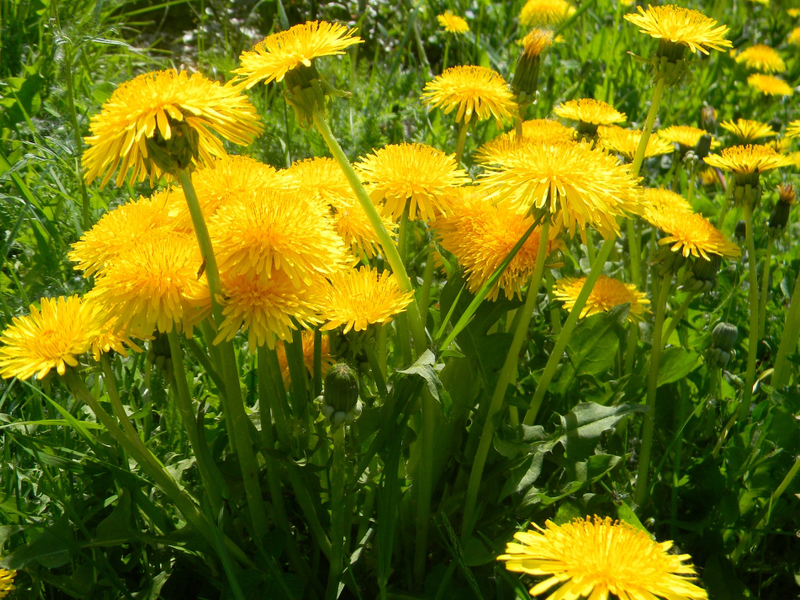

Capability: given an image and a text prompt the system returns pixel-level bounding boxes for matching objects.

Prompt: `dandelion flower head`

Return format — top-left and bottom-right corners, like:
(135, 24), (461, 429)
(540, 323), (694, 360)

(355, 143), (470, 222)
(90, 314), (144, 362)
(704, 144), (794, 174)
(234, 21), (362, 89)
(646, 207), (741, 260)
(658, 125), (718, 151)
(790, 27), (800, 46)
(320, 267), (415, 334)
(520, 28), (555, 57)
(631, 187), (694, 220)
(83, 70), (262, 188)
(747, 73), (794, 96)
(623, 5), (732, 55)
(787, 120), (800, 139)
(437, 10), (469, 34)
(0, 568), (16, 598)
(0, 296), (106, 380)
(519, 0), (575, 26)
(421, 66), (517, 127)
(598, 126), (675, 160)
(735, 44), (786, 73)
(554, 98), (627, 127)
(276, 330), (334, 386)
(498, 517), (708, 600)
(720, 118), (777, 143)
(475, 120), (576, 166)
(555, 275), (650, 322)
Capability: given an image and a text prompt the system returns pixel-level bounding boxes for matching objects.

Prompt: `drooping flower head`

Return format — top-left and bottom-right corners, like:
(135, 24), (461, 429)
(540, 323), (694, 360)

(475, 120), (575, 166)
(355, 143), (470, 222)
(479, 141), (641, 240)
(734, 44), (786, 73)
(645, 207), (741, 260)
(598, 126), (675, 160)
(720, 118), (777, 143)
(320, 267), (415, 334)
(747, 74), (794, 96)
(0, 296), (106, 380)
(276, 330), (334, 386)
(554, 98), (626, 136)
(83, 70), (262, 187)
(421, 66), (517, 127)
(658, 125), (717, 153)
(437, 10), (469, 34)
(436, 193), (561, 301)
(555, 275), (650, 322)
(624, 5), (732, 56)
(498, 517), (708, 600)
(234, 21), (362, 89)
(519, 0), (575, 26)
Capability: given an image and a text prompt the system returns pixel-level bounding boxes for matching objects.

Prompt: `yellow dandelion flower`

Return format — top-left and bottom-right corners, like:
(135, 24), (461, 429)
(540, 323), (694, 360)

(520, 28), (555, 57)
(70, 189), (176, 278)
(789, 8), (800, 17)
(167, 155), (279, 232)
(88, 304), (146, 362)
(0, 568), (16, 598)
(87, 231), (210, 334)
(234, 21), (362, 89)
(479, 141), (641, 240)
(0, 296), (106, 380)
(698, 168), (719, 186)
(519, 0), (575, 26)
(212, 270), (322, 349)
(762, 137), (793, 154)
(421, 66), (518, 126)
(720, 118), (777, 143)
(598, 126), (675, 160)
(498, 517), (708, 600)
(355, 143), (470, 221)
(437, 10), (469, 34)
(209, 187), (348, 286)
(282, 157), (355, 205)
(735, 44), (785, 73)
(786, 120), (800, 138)
(555, 275), (649, 321)
(646, 207), (741, 260)
(790, 27), (800, 45)
(330, 202), (396, 259)
(658, 125), (718, 150)
(630, 187), (694, 219)
(320, 267), (415, 334)
(83, 70), (262, 188)
(436, 194), (560, 301)
(276, 331), (334, 386)
(704, 144), (794, 174)
(475, 120), (576, 165)
(553, 98), (627, 127)
(747, 73), (793, 96)
(623, 5), (732, 55)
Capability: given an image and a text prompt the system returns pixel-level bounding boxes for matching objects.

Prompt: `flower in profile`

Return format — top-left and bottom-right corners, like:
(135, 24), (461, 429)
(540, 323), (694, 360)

(320, 267), (415, 334)
(437, 10), (469, 34)
(555, 275), (650, 321)
(512, 29), (555, 100)
(698, 168), (719, 186)
(645, 207), (741, 260)
(598, 126), (675, 160)
(87, 230), (210, 335)
(355, 143), (470, 221)
(704, 144), (794, 175)
(70, 189), (175, 277)
(234, 21), (362, 89)
(479, 141), (641, 240)
(734, 44), (785, 73)
(623, 5), (732, 55)
(0, 296), (106, 380)
(720, 118), (777, 143)
(90, 316), (144, 362)
(658, 125), (718, 152)
(0, 568), (16, 598)
(788, 120), (800, 138)
(276, 330), (334, 385)
(790, 27), (800, 46)
(498, 517), (708, 600)
(747, 74), (793, 96)
(630, 187), (694, 219)
(437, 194), (560, 301)
(421, 66), (517, 127)
(209, 188), (349, 285)
(520, 28), (555, 57)
(519, 0), (575, 26)
(83, 70), (262, 188)
(475, 120), (575, 165)
(554, 99), (626, 135)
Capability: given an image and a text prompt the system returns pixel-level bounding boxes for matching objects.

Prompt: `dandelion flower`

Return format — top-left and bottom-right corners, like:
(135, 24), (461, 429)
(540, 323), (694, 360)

(479, 141), (641, 240)
(646, 207), (741, 260)
(437, 10), (469, 34)
(787, 120), (800, 138)
(83, 70), (262, 188)
(330, 203), (396, 259)
(598, 126), (675, 160)
(520, 28), (555, 57)
(90, 318), (144, 362)
(658, 125), (718, 151)
(623, 5), (732, 55)
(720, 118), (777, 143)
(475, 120), (576, 165)
(789, 8), (800, 17)
(436, 194), (560, 301)
(628, 187), (694, 220)
(421, 66), (517, 126)
(704, 144), (794, 174)
(276, 331), (334, 385)
(519, 0), (575, 26)
(555, 275), (650, 321)
(234, 21), (362, 89)
(320, 267), (414, 334)
(209, 188), (349, 286)
(747, 73), (793, 96)
(355, 143), (470, 221)
(0, 568), (16, 598)
(554, 98), (626, 134)
(735, 44), (785, 73)
(498, 517), (708, 600)
(790, 27), (800, 46)
(70, 189), (176, 277)
(0, 296), (105, 380)
(698, 168), (719, 186)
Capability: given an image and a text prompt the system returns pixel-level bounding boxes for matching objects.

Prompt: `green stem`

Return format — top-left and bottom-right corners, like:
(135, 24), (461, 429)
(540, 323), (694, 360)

(630, 78), (666, 177)
(442, 38), (450, 73)
(585, 230), (596, 265)
(545, 270), (561, 336)
(661, 291), (696, 345)
(771, 269), (800, 388)
(738, 204), (759, 424)
(286, 463), (333, 559)
(313, 108), (427, 353)
(670, 385), (686, 540)
(314, 329), (323, 397)
(758, 236), (774, 341)
(523, 237), (614, 425)
(462, 220), (550, 540)
(419, 243), (436, 327)
(633, 273), (671, 507)
(326, 426), (348, 599)
(364, 338), (388, 398)
(264, 344), (292, 451)
(624, 322), (639, 376)
(414, 386), (437, 584)
(626, 218), (641, 286)
(454, 120), (469, 165)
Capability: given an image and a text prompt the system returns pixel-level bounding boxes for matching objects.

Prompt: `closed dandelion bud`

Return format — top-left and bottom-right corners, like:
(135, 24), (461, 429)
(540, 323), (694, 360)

(694, 134), (712, 160)
(321, 362), (362, 426)
(655, 245), (685, 276)
(701, 105), (717, 134)
(711, 322), (737, 352)
(691, 253), (721, 282)
(768, 184), (796, 231)
(512, 29), (553, 102)
(734, 220), (747, 242)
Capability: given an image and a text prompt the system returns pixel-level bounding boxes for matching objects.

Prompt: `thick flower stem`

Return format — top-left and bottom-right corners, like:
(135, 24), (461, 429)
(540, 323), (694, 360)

(454, 120), (469, 165)
(312, 108), (427, 353)
(419, 244), (436, 326)
(633, 273), (671, 507)
(523, 237), (615, 426)
(758, 236), (774, 341)
(326, 426), (348, 600)
(442, 38), (451, 73)
(462, 220), (550, 541)
(771, 272), (800, 388)
(629, 78), (666, 177)
(738, 204), (760, 424)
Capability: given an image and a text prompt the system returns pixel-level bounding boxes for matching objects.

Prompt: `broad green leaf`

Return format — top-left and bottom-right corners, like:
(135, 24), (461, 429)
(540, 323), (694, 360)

(656, 347), (701, 386)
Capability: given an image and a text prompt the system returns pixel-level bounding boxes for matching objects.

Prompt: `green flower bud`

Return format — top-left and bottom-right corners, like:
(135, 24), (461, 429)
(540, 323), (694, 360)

(321, 362), (361, 426)
(711, 322), (737, 352)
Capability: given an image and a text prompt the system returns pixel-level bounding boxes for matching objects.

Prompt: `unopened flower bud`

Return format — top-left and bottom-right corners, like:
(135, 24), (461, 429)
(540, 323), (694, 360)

(711, 322), (737, 352)
(693, 134), (712, 160)
(768, 184), (796, 231)
(701, 105), (717, 134)
(321, 362), (361, 426)
(512, 29), (553, 102)
(734, 220), (747, 241)
(691, 253), (721, 282)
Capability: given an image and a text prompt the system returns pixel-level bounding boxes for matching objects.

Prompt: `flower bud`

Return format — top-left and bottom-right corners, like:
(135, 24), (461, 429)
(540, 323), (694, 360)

(693, 134), (712, 160)
(734, 220), (747, 242)
(701, 105), (717, 134)
(321, 362), (361, 426)
(711, 322), (737, 352)
(768, 184), (795, 232)
(691, 253), (721, 282)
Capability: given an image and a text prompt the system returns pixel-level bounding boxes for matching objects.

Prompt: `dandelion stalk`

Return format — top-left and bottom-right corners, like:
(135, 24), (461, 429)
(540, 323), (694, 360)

(455, 120), (469, 165)
(738, 203), (759, 423)
(757, 235), (774, 340)
(629, 79), (666, 177)
(326, 425), (348, 600)
(661, 291), (696, 345)
(771, 272), (800, 388)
